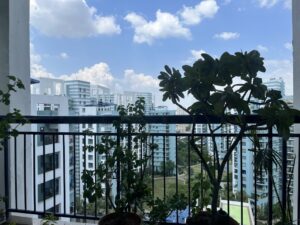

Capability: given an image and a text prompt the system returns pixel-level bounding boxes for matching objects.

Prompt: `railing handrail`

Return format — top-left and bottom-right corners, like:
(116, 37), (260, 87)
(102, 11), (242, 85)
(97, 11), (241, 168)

(2, 114), (300, 124)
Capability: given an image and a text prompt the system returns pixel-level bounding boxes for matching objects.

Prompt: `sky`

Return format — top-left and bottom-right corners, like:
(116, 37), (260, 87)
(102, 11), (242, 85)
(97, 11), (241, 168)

(29, 0), (293, 107)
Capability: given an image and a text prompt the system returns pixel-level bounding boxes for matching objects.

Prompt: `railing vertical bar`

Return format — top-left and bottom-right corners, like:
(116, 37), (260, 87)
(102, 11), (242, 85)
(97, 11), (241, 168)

(33, 134), (36, 212)
(200, 137), (203, 207)
(105, 137), (108, 215)
(151, 136), (155, 199)
(83, 134), (87, 220)
(188, 136), (191, 217)
(226, 136), (230, 217)
(282, 139), (287, 223)
(42, 134), (46, 213)
(127, 123), (132, 212)
(94, 134), (97, 218)
(52, 134), (56, 213)
(14, 136), (18, 209)
(4, 134), (9, 219)
(297, 137), (300, 225)
(254, 141), (257, 225)
(268, 128), (273, 225)
(163, 135), (166, 201)
(63, 135), (66, 215)
(73, 134), (76, 216)
(140, 134), (143, 177)
(24, 134), (27, 210)
(116, 127), (121, 203)
(175, 136), (178, 224)
(240, 140), (243, 225)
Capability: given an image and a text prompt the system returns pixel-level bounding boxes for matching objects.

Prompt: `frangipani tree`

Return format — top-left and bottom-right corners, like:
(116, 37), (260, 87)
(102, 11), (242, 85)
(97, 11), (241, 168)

(158, 50), (299, 220)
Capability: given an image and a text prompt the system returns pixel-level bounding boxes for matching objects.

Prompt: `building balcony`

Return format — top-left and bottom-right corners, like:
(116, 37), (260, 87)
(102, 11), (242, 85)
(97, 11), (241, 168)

(0, 115), (299, 225)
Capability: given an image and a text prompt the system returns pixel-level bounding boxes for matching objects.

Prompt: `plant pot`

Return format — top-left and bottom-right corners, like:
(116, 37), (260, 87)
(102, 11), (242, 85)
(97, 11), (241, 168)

(186, 211), (239, 225)
(99, 212), (141, 225)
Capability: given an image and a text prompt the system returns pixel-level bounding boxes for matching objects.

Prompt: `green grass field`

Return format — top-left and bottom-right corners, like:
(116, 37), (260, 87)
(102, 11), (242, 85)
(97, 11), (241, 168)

(222, 204), (251, 225)
(152, 176), (188, 199)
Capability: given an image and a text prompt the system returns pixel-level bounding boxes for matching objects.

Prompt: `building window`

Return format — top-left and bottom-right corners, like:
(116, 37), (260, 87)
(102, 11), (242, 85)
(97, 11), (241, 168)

(38, 178), (60, 202)
(82, 108), (85, 113)
(88, 155), (93, 161)
(38, 152), (59, 174)
(38, 125), (59, 146)
(47, 204), (60, 213)
(88, 163), (93, 168)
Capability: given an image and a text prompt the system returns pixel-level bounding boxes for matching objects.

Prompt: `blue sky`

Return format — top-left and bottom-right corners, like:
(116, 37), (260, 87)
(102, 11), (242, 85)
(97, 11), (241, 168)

(30, 0), (293, 105)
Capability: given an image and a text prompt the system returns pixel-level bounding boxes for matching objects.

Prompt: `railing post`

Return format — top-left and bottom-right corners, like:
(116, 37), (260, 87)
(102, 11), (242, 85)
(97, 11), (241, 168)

(4, 134), (9, 220)
(267, 127), (273, 225)
(281, 139), (287, 223)
(116, 126), (121, 203)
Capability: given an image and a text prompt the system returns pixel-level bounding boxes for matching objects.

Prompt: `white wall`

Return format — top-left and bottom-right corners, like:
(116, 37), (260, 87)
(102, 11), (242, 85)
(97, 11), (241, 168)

(293, 0), (300, 221)
(0, 0), (31, 215)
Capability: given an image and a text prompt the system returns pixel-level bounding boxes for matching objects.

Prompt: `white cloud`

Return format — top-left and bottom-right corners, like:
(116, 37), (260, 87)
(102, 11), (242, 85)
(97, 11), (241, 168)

(124, 11), (191, 44)
(284, 0), (292, 9)
(223, 0), (232, 5)
(257, 45), (269, 52)
(60, 63), (114, 87)
(120, 70), (159, 92)
(31, 64), (54, 78)
(183, 49), (206, 63)
(180, 0), (219, 25)
(60, 52), (69, 59)
(214, 32), (240, 40)
(262, 59), (293, 95)
(125, 1), (220, 44)
(284, 42), (293, 51)
(257, 0), (279, 8)
(30, 0), (121, 38)
(30, 42), (42, 64)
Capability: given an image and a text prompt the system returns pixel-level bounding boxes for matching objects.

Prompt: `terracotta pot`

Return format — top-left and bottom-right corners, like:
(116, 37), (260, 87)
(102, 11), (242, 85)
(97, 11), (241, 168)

(186, 211), (239, 225)
(98, 212), (141, 225)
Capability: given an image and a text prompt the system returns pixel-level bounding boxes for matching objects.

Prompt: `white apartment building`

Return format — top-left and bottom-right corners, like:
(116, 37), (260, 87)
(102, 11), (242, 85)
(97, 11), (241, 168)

(78, 103), (118, 197)
(148, 106), (176, 171)
(64, 80), (91, 115)
(232, 78), (291, 206)
(31, 94), (70, 215)
(31, 77), (64, 96)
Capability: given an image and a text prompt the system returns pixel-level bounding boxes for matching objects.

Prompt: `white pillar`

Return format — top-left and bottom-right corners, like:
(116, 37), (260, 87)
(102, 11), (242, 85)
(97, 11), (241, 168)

(0, 0), (31, 217)
(293, 0), (300, 222)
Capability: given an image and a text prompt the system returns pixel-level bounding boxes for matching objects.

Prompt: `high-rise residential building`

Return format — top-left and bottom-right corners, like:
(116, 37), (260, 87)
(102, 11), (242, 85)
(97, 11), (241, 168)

(231, 78), (293, 206)
(176, 107), (191, 133)
(121, 91), (154, 113)
(148, 106), (176, 171)
(64, 80), (91, 115)
(31, 94), (71, 214)
(31, 77), (178, 205)
(264, 77), (285, 96)
(31, 77), (65, 97)
(78, 102), (118, 197)
(90, 84), (110, 104)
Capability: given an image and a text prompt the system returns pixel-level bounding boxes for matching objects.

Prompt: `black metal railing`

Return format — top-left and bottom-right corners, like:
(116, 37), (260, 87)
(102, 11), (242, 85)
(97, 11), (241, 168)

(2, 115), (300, 225)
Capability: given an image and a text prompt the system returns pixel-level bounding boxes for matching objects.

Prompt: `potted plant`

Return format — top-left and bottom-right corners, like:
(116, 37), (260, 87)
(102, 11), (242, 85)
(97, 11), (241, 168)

(158, 50), (299, 225)
(81, 98), (157, 225)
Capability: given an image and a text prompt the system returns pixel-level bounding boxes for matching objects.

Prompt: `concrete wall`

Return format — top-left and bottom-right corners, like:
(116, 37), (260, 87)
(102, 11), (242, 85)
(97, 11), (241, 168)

(0, 0), (31, 217)
(293, 0), (300, 221)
